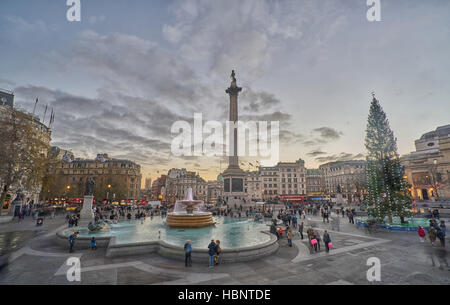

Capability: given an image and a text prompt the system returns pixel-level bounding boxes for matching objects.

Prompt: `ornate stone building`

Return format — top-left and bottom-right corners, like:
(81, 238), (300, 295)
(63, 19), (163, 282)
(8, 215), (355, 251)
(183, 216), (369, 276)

(319, 160), (367, 203)
(151, 175), (167, 200)
(165, 169), (208, 202)
(260, 159), (307, 200)
(206, 179), (224, 204)
(402, 125), (450, 201)
(244, 171), (262, 202)
(306, 169), (325, 199)
(46, 148), (141, 200)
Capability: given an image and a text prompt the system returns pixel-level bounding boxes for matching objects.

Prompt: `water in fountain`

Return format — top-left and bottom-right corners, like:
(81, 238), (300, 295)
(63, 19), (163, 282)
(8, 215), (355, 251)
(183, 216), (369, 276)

(166, 187), (215, 228)
(172, 187), (207, 215)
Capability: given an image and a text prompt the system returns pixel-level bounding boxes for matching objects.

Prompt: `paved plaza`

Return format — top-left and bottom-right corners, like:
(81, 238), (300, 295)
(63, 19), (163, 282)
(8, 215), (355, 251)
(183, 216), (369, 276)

(0, 214), (448, 285)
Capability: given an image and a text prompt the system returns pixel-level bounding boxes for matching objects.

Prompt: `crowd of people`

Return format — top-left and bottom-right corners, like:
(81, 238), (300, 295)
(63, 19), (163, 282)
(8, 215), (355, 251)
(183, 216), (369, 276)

(60, 200), (448, 268)
(418, 218), (446, 248)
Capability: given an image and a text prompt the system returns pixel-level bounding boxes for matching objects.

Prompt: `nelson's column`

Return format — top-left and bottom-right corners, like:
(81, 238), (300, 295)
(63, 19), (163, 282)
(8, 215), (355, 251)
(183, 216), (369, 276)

(223, 70), (246, 207)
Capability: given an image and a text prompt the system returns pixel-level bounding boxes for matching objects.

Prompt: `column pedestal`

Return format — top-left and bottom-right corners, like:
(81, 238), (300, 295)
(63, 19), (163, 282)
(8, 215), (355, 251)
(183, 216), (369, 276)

(79, 195), (94, 226)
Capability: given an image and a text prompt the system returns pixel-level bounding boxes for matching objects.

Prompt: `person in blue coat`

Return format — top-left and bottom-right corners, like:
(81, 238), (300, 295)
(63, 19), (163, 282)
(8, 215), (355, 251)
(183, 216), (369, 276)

(184, 240), (192, 267)
(207, 239), (216, 268)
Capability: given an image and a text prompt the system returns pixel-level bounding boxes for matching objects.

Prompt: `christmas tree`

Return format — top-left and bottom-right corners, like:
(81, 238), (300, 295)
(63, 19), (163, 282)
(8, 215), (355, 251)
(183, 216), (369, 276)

(365, 93), (411, 224)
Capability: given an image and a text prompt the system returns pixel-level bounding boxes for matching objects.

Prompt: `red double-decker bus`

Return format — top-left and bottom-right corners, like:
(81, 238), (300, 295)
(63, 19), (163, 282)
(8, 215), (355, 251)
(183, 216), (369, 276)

(279, 195), (307, 204)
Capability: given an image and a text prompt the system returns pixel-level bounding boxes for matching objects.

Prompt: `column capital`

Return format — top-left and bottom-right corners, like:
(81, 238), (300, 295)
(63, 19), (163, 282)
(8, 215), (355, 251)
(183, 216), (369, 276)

(226, 86), (242, 96)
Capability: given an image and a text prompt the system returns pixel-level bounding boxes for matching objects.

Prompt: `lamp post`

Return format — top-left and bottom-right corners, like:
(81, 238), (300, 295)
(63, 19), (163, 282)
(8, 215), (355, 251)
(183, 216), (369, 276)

(107, 184), (111, 203)
(65, 185), (71, 202)
(431, 159), (440, 200)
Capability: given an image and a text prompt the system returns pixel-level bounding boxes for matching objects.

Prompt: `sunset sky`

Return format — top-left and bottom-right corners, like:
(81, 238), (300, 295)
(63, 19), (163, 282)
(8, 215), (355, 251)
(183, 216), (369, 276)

(1, 0), (449, 184)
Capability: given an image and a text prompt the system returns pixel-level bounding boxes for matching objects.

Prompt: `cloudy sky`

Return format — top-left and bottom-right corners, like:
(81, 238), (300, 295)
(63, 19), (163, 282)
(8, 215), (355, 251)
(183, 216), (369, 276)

(1, 0), (449, 183)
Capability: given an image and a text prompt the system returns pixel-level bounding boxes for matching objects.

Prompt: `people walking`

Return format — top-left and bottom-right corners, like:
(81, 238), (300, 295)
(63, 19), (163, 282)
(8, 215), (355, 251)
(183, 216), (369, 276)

(184, 240), (192, 267)
(208, 239), (216, 268)
(307, 228), (317, 253)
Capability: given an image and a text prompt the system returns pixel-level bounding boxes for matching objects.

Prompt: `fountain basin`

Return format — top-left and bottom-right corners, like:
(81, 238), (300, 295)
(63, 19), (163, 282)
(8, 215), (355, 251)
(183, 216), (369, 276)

(355, 216), (431, 232)
(55, 217), (279, 263)
(166, 212), (215, 228)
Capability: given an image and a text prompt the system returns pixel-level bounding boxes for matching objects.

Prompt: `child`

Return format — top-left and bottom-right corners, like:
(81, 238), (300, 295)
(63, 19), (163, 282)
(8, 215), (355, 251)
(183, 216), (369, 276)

(417, 226), (426, 243)
(91, 237), (97, 250)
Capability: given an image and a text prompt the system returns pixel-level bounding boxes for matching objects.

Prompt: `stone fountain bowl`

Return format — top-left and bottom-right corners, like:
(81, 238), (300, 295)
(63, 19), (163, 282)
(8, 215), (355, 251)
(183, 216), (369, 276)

(179, 200), (204, 207)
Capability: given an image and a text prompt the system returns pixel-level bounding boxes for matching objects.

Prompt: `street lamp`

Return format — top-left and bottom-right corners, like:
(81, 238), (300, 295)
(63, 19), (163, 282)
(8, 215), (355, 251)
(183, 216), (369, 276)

(431, 159), (440, 199)
(65, 185), (71, 203)
(107, 184), (112, 203)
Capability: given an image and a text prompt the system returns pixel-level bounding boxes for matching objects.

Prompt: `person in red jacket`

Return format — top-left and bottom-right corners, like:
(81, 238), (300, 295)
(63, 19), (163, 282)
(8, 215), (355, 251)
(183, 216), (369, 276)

(417, 226), (426, 243)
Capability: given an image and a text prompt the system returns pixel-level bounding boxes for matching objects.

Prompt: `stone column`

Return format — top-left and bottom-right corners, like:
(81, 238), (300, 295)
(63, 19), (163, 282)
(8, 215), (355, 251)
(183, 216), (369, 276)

(226, 76), (242, 169)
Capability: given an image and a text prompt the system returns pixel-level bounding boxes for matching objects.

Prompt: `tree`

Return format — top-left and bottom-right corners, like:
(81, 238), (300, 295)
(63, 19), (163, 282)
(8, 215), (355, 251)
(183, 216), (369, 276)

(364, 94), (411, 223)
(0, 107), (50, 214)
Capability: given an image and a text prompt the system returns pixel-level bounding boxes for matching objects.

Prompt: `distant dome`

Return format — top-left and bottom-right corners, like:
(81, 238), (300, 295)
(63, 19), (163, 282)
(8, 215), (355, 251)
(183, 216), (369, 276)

(217, 174), (223, 181)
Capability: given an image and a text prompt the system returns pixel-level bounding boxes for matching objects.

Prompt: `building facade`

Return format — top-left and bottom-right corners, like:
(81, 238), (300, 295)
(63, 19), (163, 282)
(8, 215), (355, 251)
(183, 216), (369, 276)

(206, 179), (224, 204)
(402, 125), (450, 201)
(151, 175), (167, 201)
(165, 169), (208, 202)
(260, 159), (307, 200)
(46, 148), (141, 200)
(306, 169), (325, 199)
(319, 160), (367, 203)
(244, 171), (262, 201)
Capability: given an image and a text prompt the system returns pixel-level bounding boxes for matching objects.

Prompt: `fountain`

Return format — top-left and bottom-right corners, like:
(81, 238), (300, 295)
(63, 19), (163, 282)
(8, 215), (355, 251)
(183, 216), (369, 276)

(166, 188), (215, 228)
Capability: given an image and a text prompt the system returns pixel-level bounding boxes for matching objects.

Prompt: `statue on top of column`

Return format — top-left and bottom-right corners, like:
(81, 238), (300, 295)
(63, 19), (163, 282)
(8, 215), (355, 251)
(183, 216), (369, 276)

(231, 70), (236, 83)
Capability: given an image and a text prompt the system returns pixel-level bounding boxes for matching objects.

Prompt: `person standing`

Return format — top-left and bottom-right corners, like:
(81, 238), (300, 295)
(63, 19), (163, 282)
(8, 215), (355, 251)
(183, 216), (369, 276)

(298, 222), (304, 240)
(215, 240), (222, 265)
(440, 220), (446, 237)
(68, 232), (77, 253)
(91, 237), (97, 250)
(208, 240), (216, 268)
(287, 228), (293, 247)
(314, 230), (322, 252)
(323, 230), (331, 253)
(323, 210), (329, 223)
(184, 240), (192, 267)
(429, 226), (437, 246)
(436, 227), (446, 248)
(348, 211), (354, 224)
(417, 226), (426, 243)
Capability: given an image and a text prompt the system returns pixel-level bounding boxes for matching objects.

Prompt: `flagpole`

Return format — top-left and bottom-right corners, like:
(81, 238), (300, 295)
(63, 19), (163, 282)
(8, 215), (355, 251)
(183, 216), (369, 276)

(43, 105), (48, 123)
(32, 98), (38, 116)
